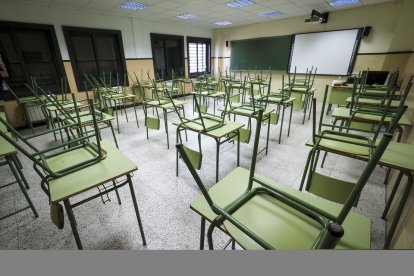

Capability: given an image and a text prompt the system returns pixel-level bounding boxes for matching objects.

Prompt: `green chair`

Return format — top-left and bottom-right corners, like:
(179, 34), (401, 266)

(178, 107), (394, 249)
(300, 84), (406, 206)
(85, 73), (139, 134)
(265, 75), (296, 143)
(1, 116), (38, 221)
(0, 99), (146, 249)
(168, 85), (231, 172)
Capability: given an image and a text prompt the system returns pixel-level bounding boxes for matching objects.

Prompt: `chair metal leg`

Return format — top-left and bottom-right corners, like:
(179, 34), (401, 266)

(200, 217), (205, 250)
(12, 155), (30, 189)
(382, 171), (403, 219)
(6, 155), (38, 218)
(383, 172), (413, 249)
(108, 121), (119, 148)
(63, 199), (83, 250)
(127, 174), (147, 246)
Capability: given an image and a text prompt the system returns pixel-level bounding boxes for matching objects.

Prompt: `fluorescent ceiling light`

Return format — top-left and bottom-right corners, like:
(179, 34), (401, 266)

(259, 11), (284, 18)
(226, 0), (255, 8)
(215, 21), (232, 26)
(176, 13), (199, 19)
(119, 1), (149, 11)
(328, 0), (359, 7)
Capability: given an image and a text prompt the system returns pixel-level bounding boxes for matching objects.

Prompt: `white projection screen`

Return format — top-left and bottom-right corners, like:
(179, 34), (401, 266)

(289, 28), (362, 75)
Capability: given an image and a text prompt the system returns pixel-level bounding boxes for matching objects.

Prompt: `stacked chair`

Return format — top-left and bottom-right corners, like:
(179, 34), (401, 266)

(178, 102), (396, 249)
(0, 92), (146, 249)
(85, 73), (139, 134)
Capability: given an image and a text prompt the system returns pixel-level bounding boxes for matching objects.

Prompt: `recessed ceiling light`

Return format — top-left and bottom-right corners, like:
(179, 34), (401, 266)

(215, 21), (233, 26)
(259, 11), (284, 18)
(226, 0), (255, 9)
(119, 1), (149, 11)
(328, 0), (359, 7)
(176, 13), (199, 19)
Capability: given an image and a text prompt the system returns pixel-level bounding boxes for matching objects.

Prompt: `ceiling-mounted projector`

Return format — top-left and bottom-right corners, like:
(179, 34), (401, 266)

(305, 9), (329, 24)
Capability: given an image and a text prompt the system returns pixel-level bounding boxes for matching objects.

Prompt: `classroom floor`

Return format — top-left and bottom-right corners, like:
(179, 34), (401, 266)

(0, 96), (387, 250)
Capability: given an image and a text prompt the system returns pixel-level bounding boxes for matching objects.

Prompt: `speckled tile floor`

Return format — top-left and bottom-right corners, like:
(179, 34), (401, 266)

(0, 97), (387, 249)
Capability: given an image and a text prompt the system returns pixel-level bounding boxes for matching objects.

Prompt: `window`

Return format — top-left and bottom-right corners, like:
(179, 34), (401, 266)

(0, 21), (66, 100)
(150, 33), (184, 81)
(187, 37), (211, 77)
(63, 26), (128, 90)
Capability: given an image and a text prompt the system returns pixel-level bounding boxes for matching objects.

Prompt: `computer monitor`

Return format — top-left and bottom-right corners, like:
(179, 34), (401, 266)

(363, 71), (390, 85)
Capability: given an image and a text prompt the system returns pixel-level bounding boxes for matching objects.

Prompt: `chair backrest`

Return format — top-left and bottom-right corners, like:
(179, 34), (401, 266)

(318, 84), (403, 145)
(177, 103), (394, 249)
(0, 97), (104, 179)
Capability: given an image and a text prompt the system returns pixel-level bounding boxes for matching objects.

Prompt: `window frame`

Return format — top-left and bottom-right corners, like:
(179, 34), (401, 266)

(150, 33), (185, 81)
(62, 26), (128, 91)
(0, 20), (67, 100)
(187, 36), (211, 78)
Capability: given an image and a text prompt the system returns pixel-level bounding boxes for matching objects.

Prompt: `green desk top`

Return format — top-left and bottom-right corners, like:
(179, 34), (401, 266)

(219, 107), (274, 119)
(174, 119), (244, 139)
(145, 99), (186, 109)
(59, 110), (114, 125)
(48, 141), (137, 202)
(332, 107), (412, 126)
(379, 141), (414, 173)
(46, 102), (83, 112)
(266, 96), (296, 104)
(0, 133), (16, 157)
(345, 97), (400, 107)
(190, 167), (371, 250)
(305, 138), (414, 173)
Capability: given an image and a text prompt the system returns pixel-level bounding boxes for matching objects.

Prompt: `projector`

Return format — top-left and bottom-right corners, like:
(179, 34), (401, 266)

(305, 9), (329, 24)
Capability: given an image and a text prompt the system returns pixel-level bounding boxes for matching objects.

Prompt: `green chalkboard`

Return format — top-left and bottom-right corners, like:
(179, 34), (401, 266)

(230, 35), (292, 71)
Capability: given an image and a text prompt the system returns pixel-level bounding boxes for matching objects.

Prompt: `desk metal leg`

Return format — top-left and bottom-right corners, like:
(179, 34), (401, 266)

(278, 104), (286, 144)
(327, 104), (332, 115)
(163, 109), (169, 149)
(200, 217), (205, 250)
(383, 172), (413, 249)
(215, 138), (220, 183)
(265, 115), (271, 155)
(237, 129), (240, 166)
(63, 199), (83, 250)
(127, 174), (147, 246)
(288, 103), (293, 136)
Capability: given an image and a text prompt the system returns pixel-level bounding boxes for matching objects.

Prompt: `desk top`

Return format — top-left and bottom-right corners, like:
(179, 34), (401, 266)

(305, 138), (414, 173)
(331, 107), (412, 126)
(48, 141), (137, 202)
(345, 97), (400, 107)
(145, 99), (186, 109)
(219, 107), (274, 119)
(190, 167), (371, 249)
(0, 133), (16, 157)
(59, 110), (114, 125)
(173, 118), (244, 139)
(266, 96), (296, 104)
(380, 141), (414, 173)
(46, 102), (83, 112)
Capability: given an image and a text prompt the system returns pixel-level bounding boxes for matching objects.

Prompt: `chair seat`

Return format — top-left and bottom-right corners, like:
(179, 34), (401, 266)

(48, 141), (136, 202)
(190, 167), (371, 250)
(310, 132), (372, 157)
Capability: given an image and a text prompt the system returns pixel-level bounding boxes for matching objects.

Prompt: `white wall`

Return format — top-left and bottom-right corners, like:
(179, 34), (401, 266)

(0, 1), (212, 59)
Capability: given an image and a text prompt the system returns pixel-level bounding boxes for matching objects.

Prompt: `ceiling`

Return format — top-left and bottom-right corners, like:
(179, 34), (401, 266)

(6, 0), (395, 29)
